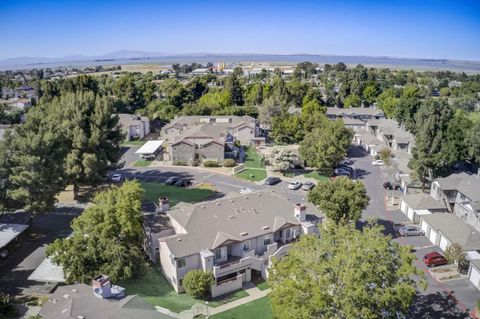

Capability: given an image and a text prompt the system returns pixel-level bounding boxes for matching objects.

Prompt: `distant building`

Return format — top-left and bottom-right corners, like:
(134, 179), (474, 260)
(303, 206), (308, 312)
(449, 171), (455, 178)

(117, 114), (150, 141)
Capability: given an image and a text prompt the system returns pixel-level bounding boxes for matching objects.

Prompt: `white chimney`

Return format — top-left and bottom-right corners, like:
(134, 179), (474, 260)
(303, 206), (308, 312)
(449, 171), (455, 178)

(92, 274), (112, 299)
(158, 197), (169, 213)
(294, 203), (306, 222)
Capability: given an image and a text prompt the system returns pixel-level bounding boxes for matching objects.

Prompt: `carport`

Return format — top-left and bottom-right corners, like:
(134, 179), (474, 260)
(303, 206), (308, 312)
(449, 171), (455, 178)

(0, 223), (29, 250)
(469, 259), (480, 291)
(135, 140), (164, 160)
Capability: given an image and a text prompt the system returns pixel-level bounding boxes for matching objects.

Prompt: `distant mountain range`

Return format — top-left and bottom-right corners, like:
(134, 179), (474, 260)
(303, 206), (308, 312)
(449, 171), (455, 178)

(1, 51), (480, 73)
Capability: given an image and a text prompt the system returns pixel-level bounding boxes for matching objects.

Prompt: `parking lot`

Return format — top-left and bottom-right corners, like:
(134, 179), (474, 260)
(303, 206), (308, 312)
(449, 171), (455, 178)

(350, 144), (480, 318)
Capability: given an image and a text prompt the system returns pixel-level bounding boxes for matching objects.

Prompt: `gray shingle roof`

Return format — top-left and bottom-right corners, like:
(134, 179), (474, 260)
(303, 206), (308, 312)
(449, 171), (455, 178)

(326, 107), (384, 117)
(436, 173), (480, 202)
(422, 213), (480, 251)
(164, 190), (323, 258)
(39, 283), (172, 319)
(401, 193), (446, 210)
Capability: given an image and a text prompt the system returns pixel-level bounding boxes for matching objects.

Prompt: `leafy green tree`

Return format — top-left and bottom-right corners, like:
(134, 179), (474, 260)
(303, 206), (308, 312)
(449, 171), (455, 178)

(198, 90), (232, 110)
(161, 78), (188, 109)
(59, 92), (123, 197)
(113, 74), (145, 112)
(301, 99), (325, 116)
(409, 99), (453, 190)
(343, 94), (361, 108)
(245, 82), (263, 106)
(299, 120), (353, 170)
(467, 120), (480, 164)
(269, 223), (423, 319)
(378, 147), (393, 166)
(308, 177), (369, 224)
(224, 72), (244, 106)
(376, 88), (398, 119)
(444, 242), (467, 271)
(363, 84), (379, 106)
(182, 270), (214, 299)
(270, 113), (304, 144)
(47, 181), (147, 283)
(286, 80), (307, 108)
(7, 104), (67, 213)
(258, 97), (283, 128)
(440, 110), (472, 165)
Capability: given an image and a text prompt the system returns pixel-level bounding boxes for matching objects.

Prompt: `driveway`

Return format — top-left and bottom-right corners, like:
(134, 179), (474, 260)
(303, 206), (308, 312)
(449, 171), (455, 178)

(350, 144), (480, 318)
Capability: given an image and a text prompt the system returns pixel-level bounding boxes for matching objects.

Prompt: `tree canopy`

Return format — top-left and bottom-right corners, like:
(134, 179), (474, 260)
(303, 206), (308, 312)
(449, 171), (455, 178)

(46, 181), (147, 283)
(269, 223), (424, 319)
(308, 176), (369, 224)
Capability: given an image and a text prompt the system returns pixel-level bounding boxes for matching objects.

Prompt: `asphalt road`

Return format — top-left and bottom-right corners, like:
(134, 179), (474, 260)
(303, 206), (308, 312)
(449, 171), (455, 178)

(350, 144), (479, 319)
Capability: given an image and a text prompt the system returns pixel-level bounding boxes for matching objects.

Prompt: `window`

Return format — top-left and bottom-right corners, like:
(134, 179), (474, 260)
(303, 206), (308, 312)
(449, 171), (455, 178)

(243, 241), (250, 252)
(179, 279), (183, 287)
(285, 228), (291, 239)
(215, 249), (222, 260)
(176, 258), (186, 268)
(264, 236), (271, 246)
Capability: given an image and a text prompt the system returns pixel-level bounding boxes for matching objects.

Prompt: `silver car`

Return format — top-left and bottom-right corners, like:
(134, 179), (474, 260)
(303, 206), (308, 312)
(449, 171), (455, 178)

(398, 225), (424, 237)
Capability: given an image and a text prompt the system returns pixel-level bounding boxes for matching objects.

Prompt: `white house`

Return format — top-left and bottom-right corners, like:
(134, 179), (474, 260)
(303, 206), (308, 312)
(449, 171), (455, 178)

(117, 114), (150, 141)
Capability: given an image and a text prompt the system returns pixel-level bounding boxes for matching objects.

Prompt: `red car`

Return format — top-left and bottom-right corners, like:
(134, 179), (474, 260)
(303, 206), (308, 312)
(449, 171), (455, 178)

(423, 252), (448, 267)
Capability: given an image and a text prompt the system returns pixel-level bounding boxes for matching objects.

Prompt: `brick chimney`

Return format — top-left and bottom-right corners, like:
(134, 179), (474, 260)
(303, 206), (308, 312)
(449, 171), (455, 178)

(294, 203), (306, 222)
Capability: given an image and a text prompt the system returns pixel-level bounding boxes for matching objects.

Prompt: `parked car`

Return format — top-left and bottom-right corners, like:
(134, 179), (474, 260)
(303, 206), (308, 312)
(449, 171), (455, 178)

(334, 168), (351, 176)
(383, 182), (401, 190)
(111, 174), (123, 183)
(333, 171), (351, 179)
(340, 158), (353, 165)
(0, 249), (9, 259)
(398, 225), (424, 237)
(288, 181), (302, 190)
(423, 252), (448, 267)
(372, 159), (385, 166)
(264, 177), (282, 185)
(174, 178), (191, 187)
(164, 176), (180, 185)
(301, 181), (315, 191)
(141, 154), (156, 160)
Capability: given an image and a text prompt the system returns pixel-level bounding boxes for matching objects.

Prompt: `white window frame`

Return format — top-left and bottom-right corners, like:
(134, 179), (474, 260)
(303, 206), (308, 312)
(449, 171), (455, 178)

(176, 258), (186, 268)
(243, 240), (250, 252)
(264, 236), (271, 246)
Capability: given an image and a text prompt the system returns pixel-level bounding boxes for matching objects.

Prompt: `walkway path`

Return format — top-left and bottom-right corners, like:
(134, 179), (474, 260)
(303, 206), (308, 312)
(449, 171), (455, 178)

(207, 282), (271, 316)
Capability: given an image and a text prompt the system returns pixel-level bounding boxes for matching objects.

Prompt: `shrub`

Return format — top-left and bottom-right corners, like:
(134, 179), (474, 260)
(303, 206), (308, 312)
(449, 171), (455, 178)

(173, 160), (187, 166)
(192, 159), (199, 167)
(223, 159), (236, 167)
(203, 160), (220, 167)
(182, 270), (214, 299)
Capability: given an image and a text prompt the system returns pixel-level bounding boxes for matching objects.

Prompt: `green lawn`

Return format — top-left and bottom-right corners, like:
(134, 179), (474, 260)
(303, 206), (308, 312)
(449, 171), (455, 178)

(235, 168), (267, 182)
(141, 182), (215, 206)
(252, 277), (269, 291)
(120, 267), (197, 313)
(121, 139), (146, 147)
(303, 170), (332, 181)
(133, 160), (152, 167)
(244, 147), (265, 169)
(211, 296), (273, 319)
(235, 147), (267, 182)
(208, 289), (249, 307)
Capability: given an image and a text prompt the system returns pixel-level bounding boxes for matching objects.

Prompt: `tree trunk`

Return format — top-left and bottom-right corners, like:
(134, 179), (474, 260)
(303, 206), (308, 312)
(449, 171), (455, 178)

(73, 183), (79, 200)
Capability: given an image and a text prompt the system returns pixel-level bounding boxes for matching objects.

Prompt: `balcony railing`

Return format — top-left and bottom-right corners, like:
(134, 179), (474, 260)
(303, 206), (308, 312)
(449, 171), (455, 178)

(215, 256), (242, 269)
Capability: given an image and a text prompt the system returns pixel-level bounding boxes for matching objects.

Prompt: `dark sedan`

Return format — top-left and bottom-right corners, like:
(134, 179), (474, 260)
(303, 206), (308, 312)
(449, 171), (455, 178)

(174, 178), (191, 187)
(264, 176), (282, 185)
(164, 176), (180, 185)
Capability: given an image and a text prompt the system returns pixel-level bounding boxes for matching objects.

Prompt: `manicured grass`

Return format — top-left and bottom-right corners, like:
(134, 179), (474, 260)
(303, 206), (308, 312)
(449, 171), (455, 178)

(252, 278), (269, 291)
(235, 168), (267, 182)
(119, 267), (197, 313)
(244, 147), (265, 169)
(121, 139), (146, 147)
(208, 289), (249, 308)
(141, 182), (215, 206)
(133, 160), (152, 167)
(211, 296), (273, 319)
(303, 170), (332, 181)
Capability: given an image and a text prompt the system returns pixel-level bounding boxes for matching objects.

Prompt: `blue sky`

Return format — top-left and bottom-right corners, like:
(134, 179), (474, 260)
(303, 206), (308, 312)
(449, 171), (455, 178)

(1, 0), (479, 60)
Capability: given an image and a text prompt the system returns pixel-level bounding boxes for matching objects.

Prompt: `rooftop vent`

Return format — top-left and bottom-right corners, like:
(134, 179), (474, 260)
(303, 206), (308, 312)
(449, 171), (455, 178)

(63, 294), (70, 299)
(177, 238), (182, 242)
(71, 289), (78, 293)
(216, 202), (221, 206)
(244, 196), (248, 199)
(257, 193), (261, 196)
(240, 232), (248, 236)
(78, 316), (85, 319)
(262, 226), (270, 230)
(228, 215), (236, 220)
(230, 199), (235, 202)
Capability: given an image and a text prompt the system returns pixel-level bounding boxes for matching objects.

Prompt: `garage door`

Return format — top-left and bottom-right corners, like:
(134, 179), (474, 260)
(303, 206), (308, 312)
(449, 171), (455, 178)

(470, 266), (480, 289)
(429, 229), (438, 245)
(439, 236), (449, 251)
(400, 201), (407, 214)
(421, 220), (429, 235)
(407, 208), (415, 221)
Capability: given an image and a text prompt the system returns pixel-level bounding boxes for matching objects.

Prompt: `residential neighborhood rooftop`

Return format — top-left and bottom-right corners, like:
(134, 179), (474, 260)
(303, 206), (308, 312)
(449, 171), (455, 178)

(163, 190), (324, 258)
(400, 193), (446, 210)
(421, 213), (480, 251)
(436, 172), (480, 201)
(0, 223), (29, 249)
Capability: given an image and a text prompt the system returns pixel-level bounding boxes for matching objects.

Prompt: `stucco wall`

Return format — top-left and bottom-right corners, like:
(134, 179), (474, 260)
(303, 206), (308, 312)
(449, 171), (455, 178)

(171, 142), (194, 164)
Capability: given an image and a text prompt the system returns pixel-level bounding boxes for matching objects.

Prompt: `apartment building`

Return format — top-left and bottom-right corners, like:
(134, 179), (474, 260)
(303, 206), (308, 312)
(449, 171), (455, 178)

(326, 107), (385, 122)
(158, 190), (323, 298)
(117, 114), (150, 141)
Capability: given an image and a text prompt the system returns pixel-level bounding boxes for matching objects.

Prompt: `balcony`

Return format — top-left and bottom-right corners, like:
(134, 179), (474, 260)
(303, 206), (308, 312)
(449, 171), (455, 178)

(213, 253), (264, 278)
